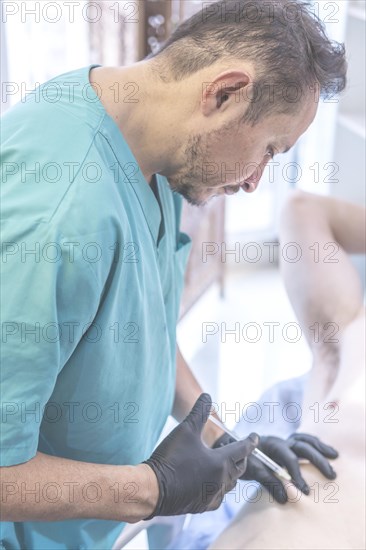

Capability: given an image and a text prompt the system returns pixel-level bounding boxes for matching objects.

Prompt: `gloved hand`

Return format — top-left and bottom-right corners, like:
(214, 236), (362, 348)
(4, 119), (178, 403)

(213, 432), (338, 504)
(143, 394), (259, 518)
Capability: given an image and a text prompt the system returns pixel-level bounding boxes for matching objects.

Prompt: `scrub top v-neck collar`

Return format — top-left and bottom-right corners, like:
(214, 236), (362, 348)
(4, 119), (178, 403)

(86, 65), (163, 248)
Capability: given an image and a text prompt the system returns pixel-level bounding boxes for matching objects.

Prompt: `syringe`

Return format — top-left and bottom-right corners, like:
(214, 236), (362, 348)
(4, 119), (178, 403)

(209, 415), (292, 482)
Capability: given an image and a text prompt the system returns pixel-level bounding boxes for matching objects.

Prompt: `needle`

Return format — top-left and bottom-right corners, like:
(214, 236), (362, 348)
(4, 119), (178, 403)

(209, 415), (292, 482)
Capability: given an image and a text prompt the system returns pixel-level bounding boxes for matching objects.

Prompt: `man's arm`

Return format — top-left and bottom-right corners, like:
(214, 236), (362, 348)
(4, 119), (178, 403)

(0, 452), (158, 523)
(173, 346), (225, 447)
(1, 397), (259, 524)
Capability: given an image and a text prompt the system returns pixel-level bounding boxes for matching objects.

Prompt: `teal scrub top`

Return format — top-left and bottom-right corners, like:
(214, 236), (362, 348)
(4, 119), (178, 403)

(0, 65), (191, 549)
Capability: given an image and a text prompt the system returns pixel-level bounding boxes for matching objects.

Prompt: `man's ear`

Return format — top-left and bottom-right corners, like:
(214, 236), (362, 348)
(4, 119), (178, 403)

(201, 70), (253, 116)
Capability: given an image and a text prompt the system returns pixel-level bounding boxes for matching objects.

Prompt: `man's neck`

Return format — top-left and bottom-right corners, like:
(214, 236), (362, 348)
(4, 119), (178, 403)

(89, 63), (166, 185)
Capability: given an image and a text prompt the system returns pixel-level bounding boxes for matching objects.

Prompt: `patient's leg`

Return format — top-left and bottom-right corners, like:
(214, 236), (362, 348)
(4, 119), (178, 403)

(279, 191), (365, 413)
(210, 311), (365, 550)
(210, 193), (366, 550)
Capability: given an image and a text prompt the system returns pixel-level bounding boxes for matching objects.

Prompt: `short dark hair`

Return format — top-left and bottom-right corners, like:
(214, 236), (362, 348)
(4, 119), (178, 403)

(150, 0), (347, 124)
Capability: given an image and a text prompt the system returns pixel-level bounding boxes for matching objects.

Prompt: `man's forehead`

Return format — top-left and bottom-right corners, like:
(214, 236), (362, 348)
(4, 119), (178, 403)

(275, 101), (318, 149)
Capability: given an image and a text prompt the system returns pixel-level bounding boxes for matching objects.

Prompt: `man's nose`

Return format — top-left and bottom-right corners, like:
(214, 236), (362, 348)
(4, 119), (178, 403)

(243, 157), (270, 193)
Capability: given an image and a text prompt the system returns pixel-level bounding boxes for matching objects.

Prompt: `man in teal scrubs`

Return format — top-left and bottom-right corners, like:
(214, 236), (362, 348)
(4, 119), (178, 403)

(1, 1), (346, 548)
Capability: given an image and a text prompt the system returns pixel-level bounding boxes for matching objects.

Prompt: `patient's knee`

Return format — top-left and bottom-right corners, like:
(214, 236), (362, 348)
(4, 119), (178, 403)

(281, 190), (317, 223)
(279, 190), (319, 235)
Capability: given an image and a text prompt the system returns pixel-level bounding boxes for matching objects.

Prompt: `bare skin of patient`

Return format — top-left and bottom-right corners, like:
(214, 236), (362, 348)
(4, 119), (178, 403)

(210, 191), (366, 550)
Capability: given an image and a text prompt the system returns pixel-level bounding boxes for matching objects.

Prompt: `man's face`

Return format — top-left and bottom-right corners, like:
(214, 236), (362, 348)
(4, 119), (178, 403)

(168, 97), (318, 206)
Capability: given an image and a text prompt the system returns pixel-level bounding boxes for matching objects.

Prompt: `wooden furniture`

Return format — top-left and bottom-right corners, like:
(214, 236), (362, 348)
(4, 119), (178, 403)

(179, 198), (226, 318)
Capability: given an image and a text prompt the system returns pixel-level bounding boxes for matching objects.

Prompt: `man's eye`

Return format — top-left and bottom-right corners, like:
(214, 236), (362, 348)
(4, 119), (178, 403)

(266, 147), (275, 159)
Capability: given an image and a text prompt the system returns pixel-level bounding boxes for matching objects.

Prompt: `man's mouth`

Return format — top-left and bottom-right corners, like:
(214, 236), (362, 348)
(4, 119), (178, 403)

(224, 185), (241, 195)
(223, 181), (253, 195)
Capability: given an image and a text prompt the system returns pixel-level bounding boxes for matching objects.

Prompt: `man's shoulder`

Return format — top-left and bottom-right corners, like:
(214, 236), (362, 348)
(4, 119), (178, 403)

(1, 67), (116, 232)
(2, 65), (104, 139)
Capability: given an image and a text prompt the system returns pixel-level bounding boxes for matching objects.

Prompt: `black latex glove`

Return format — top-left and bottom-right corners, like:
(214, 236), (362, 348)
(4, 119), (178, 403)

(143, 394), (259, 518)
(213, 432), (338, 504)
